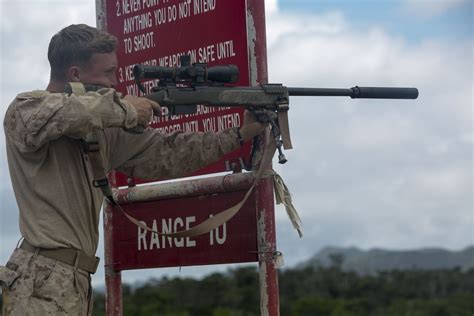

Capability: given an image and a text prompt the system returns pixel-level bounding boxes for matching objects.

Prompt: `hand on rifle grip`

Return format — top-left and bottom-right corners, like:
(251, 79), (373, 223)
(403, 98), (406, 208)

(239, 110), (268, 143)
(123, 95), (162, 132)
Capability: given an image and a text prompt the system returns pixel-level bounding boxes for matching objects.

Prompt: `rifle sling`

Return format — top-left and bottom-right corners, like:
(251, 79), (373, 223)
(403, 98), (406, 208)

(104, 128), (277, 239)
(69, 82), (299, 239)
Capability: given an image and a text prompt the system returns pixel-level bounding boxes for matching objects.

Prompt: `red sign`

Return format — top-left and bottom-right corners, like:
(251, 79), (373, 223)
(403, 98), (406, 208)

(99, 3), (280, 312)
(111, 189), (258, 270)
(103, 0), (253, 185)
(99, 0), (270, 269)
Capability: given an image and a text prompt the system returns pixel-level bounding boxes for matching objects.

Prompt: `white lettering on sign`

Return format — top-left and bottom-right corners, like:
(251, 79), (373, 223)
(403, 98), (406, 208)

(173, 217), (185, 247)
(153, 106), (234, 125)
(193, 0), (216, 15)
(156, 124), (181, 134)
(133, 31), (156, 52)
(154, 7), (167, 25)
(185, 216), (196, 247)
(198, 44), (215, 63)
(123, 12), (153, 34)
(137, 216), (197, 250)
(149, 39), (235, 70)
(183, 120), (199, 132)
(154, 120), (199, 133)
(120, 59), (157, 83)
(158, 52), (186, 67)
(202, 117), (216, 132)
(125, 79), (159, 96)
(216, 40), (235, 59)
(118, 0), (224, 59)
(142, 0), (160, 9)
(137, 214), (227, 251)
(126, 83), (139, 95)
(195, 40), (236, 63)
(124, 65), (134, 81)
(217, 113), (240, 130)
(121, 0), (142, 15)
(167, 5), (178, 22)
(123, 38), (132, 54)
(196, 105), (216, 115)
(119, 0), (218, 22)
(178, 0), (192, 19)
(209, 214), (226, 245)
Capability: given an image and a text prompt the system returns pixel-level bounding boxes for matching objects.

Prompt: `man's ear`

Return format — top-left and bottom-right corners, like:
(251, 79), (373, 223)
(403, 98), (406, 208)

(66, 66), (81, 82)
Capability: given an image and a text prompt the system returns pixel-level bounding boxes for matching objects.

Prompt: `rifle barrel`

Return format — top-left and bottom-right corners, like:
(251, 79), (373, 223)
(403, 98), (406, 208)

(288, 86), (418, 99)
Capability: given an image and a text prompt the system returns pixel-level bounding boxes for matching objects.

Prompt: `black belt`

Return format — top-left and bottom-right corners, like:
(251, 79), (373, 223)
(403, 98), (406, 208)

(19, 240), (99, 274)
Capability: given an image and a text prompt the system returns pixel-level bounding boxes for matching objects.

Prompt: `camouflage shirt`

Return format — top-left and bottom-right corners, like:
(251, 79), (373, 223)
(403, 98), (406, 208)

(3, 89), (239, 256)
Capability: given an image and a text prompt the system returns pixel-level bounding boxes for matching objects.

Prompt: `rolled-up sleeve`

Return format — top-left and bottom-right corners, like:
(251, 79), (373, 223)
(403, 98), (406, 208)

(100, 127), (240, 180)
(3, 89), (137, 152)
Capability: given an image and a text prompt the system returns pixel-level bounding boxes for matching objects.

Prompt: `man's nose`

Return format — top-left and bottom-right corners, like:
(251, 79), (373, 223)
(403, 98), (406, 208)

(111, 76), (118, 88)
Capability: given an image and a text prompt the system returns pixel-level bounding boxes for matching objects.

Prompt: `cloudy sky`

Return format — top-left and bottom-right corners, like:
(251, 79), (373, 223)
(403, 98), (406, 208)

(0, 0), (472, 287)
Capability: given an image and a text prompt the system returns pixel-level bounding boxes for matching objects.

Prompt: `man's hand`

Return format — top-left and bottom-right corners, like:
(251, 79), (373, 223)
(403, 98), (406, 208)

(239, 110), (267, 143)
(123, 95), (161, 128)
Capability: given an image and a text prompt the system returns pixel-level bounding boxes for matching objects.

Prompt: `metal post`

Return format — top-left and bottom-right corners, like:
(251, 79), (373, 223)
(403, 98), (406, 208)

(256, 178), (280, 316)
(247, 0), (280, 314)
(104, 200), (123, 315)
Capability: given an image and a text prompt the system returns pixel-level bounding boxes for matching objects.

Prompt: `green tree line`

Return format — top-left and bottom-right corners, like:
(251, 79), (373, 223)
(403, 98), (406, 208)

(91, 262), (474, 316)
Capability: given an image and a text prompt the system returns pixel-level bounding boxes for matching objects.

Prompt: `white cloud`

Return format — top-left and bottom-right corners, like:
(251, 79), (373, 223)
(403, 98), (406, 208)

(400, 0), (469, 18)
(264, 0), (278, 16)
(0, 1), (96, 100)
(266, 3), (473, 264)
(0, 0), (472, 284)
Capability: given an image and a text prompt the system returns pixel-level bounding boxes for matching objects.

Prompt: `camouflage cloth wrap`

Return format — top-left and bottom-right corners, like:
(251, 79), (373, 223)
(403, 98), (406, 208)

(1, 248), (92, 315)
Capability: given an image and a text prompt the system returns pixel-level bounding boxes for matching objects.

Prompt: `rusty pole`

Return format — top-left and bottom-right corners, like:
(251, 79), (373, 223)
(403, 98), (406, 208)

(104, 201), (123, 316)
(247, 0), (281, 314)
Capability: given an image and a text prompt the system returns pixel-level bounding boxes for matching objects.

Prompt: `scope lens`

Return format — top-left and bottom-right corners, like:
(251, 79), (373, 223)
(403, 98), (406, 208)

(207, 65), (239, 83)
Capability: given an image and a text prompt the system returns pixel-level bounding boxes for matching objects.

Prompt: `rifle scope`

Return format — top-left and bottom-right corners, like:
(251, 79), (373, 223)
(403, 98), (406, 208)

(133, 64), (239, 84)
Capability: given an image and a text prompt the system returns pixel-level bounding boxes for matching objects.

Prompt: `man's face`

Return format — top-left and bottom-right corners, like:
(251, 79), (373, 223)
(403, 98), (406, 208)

(77, 52), (118, 88)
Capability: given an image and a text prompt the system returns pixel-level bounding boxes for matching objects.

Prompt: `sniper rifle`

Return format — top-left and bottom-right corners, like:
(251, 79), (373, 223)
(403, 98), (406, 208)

(133, 55), (418, 164)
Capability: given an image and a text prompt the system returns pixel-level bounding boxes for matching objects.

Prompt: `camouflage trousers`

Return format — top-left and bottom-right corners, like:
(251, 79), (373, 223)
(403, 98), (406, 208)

(0, 248), (93, 315)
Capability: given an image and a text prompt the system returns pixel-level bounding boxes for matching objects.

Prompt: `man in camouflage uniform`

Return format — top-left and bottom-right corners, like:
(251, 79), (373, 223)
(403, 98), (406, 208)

(0, 24), (264, 315)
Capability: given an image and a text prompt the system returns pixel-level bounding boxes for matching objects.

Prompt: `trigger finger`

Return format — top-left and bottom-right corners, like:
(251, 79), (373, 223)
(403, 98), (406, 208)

(148, 100), (161, 115)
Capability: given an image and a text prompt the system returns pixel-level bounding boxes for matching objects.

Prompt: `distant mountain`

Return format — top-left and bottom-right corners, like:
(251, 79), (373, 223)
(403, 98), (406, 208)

(299, 246), (474, 275)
